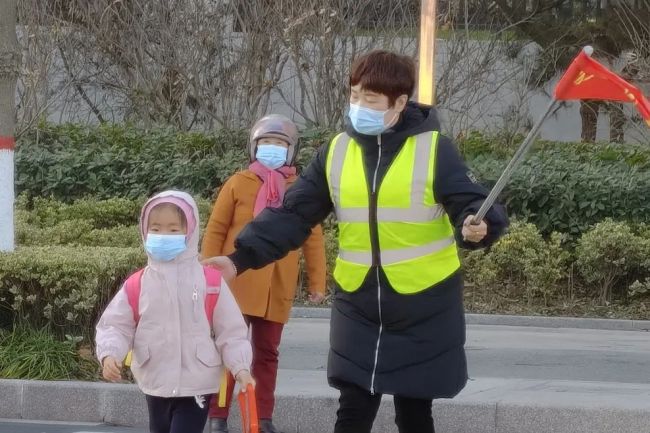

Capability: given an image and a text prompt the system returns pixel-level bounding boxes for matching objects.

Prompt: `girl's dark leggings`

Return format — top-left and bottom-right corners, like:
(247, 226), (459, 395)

(146, 394), (211, 433)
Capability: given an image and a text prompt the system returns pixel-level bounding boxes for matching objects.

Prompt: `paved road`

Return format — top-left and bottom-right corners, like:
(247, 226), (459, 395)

(3, 318), (648, 432)
(279, 318), (650, 383)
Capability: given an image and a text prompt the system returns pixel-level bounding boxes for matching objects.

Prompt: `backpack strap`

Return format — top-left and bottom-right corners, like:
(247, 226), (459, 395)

(203, 265), (226, 406)
(125, 267), (220, 326)
(203, 266), (222, 328)
(124, 268), (145, 324)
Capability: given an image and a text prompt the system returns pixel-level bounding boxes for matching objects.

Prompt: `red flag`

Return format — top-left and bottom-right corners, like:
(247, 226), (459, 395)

(554, 47), (650, 127)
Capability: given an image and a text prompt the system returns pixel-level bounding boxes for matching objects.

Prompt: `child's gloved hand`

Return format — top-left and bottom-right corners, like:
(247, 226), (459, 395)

(308, 292), (326, 304)
(102, 356), (123, 382)
(235, 370), (256, 390)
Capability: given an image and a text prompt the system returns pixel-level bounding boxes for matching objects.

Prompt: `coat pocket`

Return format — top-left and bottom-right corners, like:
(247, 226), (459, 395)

(132, 344), (151, 367)
(195, 340), (221, 368)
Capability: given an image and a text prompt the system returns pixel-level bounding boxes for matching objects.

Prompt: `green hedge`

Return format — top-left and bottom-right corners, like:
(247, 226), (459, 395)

(0, 246), (145, 337)
(16, 124), (248, 200)
(463, 221), (569, 305)
(3, 195), (220, 337)
(4, 194), (650, 338)
(16, 124), (650, 237)
(16, 123), (326, 202)
(461, 131), (650, 235)
(576, 219), (649, 303)
(30, 196), (143, 229)
(459, 130), (650, 168)
(15, 195), (215, 249)
(471, 150), (650, 236)
(464, 219), (650, 306)
(2, 220), (647, 339)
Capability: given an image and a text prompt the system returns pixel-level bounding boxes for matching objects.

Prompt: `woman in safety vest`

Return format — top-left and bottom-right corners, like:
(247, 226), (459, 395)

(203, 50), (509, 433)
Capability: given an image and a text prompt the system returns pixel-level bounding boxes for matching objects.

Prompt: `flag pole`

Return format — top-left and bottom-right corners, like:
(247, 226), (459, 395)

(418, 0), (437, 105)
(472, 46), (596, 223)
(472, 99), (559, 224)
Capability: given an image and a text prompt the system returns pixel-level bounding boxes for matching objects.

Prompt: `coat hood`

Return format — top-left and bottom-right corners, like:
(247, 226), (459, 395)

(140, 190), (200, 264)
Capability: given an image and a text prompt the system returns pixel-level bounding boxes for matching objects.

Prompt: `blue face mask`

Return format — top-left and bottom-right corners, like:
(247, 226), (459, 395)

(348, 103), (390, 136)
(256, 144), (288, 169)
(145, 234), (187, 261)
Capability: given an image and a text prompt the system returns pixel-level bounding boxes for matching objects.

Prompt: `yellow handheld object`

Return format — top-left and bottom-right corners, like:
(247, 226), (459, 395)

(124, 350), (132, 367)
(218, 369), (229, 407)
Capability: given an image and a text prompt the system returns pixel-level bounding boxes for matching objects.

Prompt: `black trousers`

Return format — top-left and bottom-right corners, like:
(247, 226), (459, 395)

(332, 379), (435, 433)
(146, 394), (211, 433)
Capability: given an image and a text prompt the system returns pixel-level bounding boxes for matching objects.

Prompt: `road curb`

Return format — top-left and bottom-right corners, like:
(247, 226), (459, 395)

(1, 378), (649, 433)
(291, 307), (650, 331)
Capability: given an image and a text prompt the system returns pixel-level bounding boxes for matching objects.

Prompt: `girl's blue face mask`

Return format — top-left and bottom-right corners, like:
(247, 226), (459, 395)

(348, 103), (392, 136)
(256, 144), (288, 169)
(145, 234), (187, 261)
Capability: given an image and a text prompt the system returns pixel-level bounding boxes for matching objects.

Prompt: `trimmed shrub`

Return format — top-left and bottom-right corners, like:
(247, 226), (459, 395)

(464, 221), (569, 305)
(0, 246), (145, 337)
(16, 125), (650, 237)
(16, 123), (249, 201)
(15, 195), (216, 249)
(30, 196), (143, 229)
(575, 219), (649, 303)
(460, 131), (650, 168)
(470, 149), (650, 236)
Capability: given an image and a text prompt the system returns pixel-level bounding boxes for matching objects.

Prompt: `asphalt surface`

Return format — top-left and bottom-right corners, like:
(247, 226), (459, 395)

(279, 318), (650, 383)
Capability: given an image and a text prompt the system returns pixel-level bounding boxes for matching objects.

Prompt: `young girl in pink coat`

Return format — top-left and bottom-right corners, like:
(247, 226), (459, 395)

(96, 190), (254, 433)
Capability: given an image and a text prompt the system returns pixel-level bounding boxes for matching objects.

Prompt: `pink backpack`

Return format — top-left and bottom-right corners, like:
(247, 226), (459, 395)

(124, 266), (222, 326)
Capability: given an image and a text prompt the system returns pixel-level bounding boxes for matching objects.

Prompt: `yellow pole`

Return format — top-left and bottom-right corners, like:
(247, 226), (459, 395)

(418, 0), (437, 105)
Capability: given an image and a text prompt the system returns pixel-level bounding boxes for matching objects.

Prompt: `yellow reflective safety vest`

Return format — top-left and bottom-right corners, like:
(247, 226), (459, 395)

(325, 131), (461, 294)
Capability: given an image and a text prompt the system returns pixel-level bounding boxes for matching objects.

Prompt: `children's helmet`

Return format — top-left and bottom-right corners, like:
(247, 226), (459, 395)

(249, 114), (299, 165)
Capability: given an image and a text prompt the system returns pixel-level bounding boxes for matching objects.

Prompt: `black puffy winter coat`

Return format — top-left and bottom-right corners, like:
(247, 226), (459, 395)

(230, 103), (509, 399)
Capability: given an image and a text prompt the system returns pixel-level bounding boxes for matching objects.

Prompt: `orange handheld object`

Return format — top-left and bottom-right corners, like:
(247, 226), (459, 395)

(238, 384), (259, 433)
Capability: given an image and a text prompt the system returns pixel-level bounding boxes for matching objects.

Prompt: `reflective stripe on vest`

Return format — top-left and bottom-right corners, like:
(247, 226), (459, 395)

(326, 131), (461, 294)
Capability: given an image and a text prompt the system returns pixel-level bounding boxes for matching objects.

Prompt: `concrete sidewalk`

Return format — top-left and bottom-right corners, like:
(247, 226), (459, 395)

(1, 373), (650, 433)
(0, 419), (141, 433)
(1, 313), (649, 432)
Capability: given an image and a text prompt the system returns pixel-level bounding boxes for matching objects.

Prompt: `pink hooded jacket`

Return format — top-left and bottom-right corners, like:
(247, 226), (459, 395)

(96, 190), (252, 398)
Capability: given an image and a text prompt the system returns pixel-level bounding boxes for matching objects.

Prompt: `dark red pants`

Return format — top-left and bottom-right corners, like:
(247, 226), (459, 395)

(209, 315), (284, 420)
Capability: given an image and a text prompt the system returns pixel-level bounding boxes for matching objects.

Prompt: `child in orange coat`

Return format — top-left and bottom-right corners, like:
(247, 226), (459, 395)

(201, 114), (327, 433)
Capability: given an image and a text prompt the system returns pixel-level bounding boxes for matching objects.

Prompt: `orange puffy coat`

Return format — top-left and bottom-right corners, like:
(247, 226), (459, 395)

(201, 170), (327, 324)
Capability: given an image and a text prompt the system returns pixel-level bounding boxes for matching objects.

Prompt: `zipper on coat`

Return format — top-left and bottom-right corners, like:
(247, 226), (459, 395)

(192, 285), (201, 322)
(370, 267), (383, 395)
(369, 135), (382, 267)
(370, 134), (383, 395)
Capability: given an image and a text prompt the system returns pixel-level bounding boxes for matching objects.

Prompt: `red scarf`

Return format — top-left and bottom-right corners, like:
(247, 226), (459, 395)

(249, 161), (297, 216)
